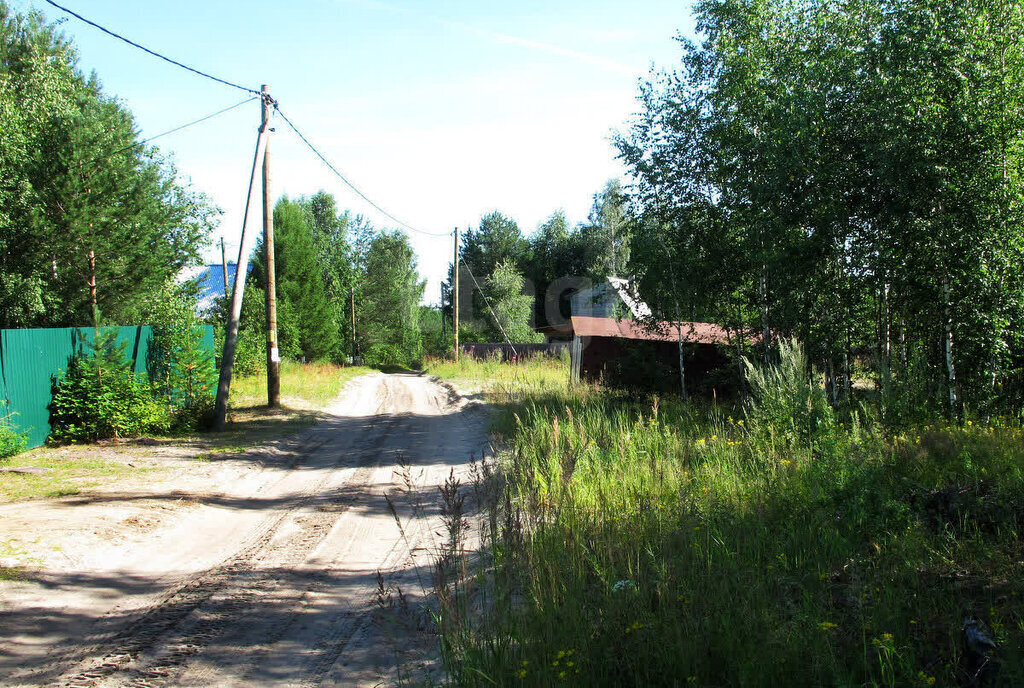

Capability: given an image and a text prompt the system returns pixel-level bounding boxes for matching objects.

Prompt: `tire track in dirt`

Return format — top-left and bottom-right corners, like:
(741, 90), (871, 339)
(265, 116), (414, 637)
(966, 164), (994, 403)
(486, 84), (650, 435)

(21, 372), (484, 688)
(54, 379), (407, 687)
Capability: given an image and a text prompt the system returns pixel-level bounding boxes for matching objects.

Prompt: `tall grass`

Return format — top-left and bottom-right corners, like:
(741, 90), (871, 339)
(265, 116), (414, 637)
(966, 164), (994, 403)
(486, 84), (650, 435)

(230, 359), (372, 409)
(437, 346), (1024, 687)
(425, 352), (571, 401)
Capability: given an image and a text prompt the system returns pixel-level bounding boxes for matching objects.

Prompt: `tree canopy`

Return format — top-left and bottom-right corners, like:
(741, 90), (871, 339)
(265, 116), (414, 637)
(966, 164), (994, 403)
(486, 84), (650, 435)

(617, 0), (1024, 416)
(0, 4), (217, 328)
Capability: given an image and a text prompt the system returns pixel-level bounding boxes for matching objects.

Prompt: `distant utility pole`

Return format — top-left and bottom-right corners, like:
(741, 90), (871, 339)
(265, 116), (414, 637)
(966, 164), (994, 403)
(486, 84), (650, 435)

(453, 226), (459, 359)
(262, 85), (280, 407)
(350, 285), (357, 360)
(220, 238), (229, 297)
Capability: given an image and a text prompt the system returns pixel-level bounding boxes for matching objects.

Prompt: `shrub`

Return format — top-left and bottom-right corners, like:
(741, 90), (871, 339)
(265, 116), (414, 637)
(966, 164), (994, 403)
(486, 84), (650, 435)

(0, 403), (27, 462)
(146, 283), (217, 430)
(49, 330), (170, 443)
(743, 337), (834, 449)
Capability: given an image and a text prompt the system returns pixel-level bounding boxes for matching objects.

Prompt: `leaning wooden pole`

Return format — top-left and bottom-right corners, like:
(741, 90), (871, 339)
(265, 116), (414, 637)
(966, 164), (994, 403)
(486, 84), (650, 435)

(212, 114), (269, 431)
(261, 85), (280, 408)
(220, 238), (229, 297)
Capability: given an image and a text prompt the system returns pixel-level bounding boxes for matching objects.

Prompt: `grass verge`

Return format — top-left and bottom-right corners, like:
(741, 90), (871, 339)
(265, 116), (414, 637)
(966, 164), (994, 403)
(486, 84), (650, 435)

(424, 353), (571, 402)
(229, 359), (372, 410)
(437, 364), (1024, 687)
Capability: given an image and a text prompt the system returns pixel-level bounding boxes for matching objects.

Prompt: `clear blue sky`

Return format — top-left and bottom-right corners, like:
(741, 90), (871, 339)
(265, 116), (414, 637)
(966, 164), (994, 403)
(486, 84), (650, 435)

(14, 0), (696, 302)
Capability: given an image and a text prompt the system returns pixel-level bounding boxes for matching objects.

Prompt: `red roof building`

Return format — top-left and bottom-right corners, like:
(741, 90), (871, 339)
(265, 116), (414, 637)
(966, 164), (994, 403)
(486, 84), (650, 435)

(568, 316), (745, 395)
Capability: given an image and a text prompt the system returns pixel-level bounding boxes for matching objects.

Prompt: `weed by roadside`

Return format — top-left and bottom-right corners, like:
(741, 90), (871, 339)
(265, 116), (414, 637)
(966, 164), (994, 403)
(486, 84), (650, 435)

(437, 351), (1024, 687)
(229, 360), (372, 410)
(424, 353), (571, 402)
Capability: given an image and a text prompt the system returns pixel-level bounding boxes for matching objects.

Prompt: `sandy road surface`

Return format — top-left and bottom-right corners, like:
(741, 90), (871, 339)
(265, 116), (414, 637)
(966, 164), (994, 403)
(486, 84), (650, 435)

(0, 372), (489, 687)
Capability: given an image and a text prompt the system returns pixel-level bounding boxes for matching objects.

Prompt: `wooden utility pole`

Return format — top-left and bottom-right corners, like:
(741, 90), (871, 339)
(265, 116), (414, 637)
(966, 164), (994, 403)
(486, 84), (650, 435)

(220, 238), (229, 297)
(212, 103), (270, 431)
(452, 226), (459, 359)
(350, 285), (357, 360)
(262, 85), (280, 407)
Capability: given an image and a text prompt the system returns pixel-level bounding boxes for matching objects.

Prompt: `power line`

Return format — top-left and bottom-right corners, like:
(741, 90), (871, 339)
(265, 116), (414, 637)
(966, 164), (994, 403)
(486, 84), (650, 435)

(77, 96), (258, 172)
(45, 1), (450, 240)
(44, 0), (261, 96)
(273, 105), (453, 238)
(459, 258), (518, 355)
(139, 96), (258, 147)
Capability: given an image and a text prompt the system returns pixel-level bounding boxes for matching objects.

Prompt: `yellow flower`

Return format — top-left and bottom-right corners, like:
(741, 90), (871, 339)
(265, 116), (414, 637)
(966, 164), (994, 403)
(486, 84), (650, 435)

(882, 633), (893, 641)
(517, 669), (527, 678)
(818, 621), (838, 631)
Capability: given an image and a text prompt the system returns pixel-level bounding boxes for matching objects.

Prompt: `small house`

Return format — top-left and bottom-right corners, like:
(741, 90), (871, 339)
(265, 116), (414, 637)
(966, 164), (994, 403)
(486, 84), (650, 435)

(569, 315), (741, 395)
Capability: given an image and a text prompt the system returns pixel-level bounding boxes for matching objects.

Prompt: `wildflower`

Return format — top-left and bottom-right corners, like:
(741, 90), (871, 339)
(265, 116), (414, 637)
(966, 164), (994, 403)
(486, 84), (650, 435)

(781, 459), (792, 466)
(818, 621), (839, 631)
(711, 434), (717, 441)
(517, 669), (527, 678)
(559, 671), (566, 678)
(557, 651), (566, 659)
(553, 660), (559, 667)
(882, 633), (893, 641)
(612, 579), (636, 593)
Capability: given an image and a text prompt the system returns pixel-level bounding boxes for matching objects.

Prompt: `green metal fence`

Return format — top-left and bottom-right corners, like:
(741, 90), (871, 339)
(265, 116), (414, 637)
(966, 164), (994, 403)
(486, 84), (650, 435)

(0, 325), (215, 449)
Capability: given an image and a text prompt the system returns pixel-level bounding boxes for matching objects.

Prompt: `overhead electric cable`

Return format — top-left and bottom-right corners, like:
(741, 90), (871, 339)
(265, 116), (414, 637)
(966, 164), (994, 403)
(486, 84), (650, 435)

(138, 96), (259, 148)
(44, 0), (261, 96)
(273, 105), (453, 238)
(77, 96), (258, 172)
(459, 258), (518, 355)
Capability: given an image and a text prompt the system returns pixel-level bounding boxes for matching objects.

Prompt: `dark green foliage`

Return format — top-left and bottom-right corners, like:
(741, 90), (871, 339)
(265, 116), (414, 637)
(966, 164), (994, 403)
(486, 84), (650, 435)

(617, 0), (1024, 418)
(210, 286), (267, 377)
(0, 4), (217, 329)
(301, 191), (357, 354)
(357, 231), (424, 368)
(49, 330), (169, 442)
(461, 211), (529, 280)
(482, 261), (543, 343)
(250, 198), (339, 362)
(145, 283), (216, 429)
(420, 305), (453, 358)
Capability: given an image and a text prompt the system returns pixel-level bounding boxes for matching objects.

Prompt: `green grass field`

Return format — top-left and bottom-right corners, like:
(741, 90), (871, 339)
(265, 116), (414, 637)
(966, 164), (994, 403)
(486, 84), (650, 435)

(436, 356), (1024, 687)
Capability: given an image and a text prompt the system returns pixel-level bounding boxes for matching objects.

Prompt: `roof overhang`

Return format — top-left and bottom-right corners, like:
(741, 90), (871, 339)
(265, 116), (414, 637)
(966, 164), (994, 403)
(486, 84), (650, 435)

(570, 316), (738, 345)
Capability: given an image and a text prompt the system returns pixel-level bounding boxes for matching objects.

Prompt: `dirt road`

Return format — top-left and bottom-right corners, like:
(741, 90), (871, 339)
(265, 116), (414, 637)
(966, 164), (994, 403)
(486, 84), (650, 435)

(0, 372), (488, 687)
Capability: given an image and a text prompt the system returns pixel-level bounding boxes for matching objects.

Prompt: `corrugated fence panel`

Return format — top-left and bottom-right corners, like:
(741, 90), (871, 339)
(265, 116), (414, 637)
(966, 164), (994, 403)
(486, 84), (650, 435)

(0, 325), (214, 450)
